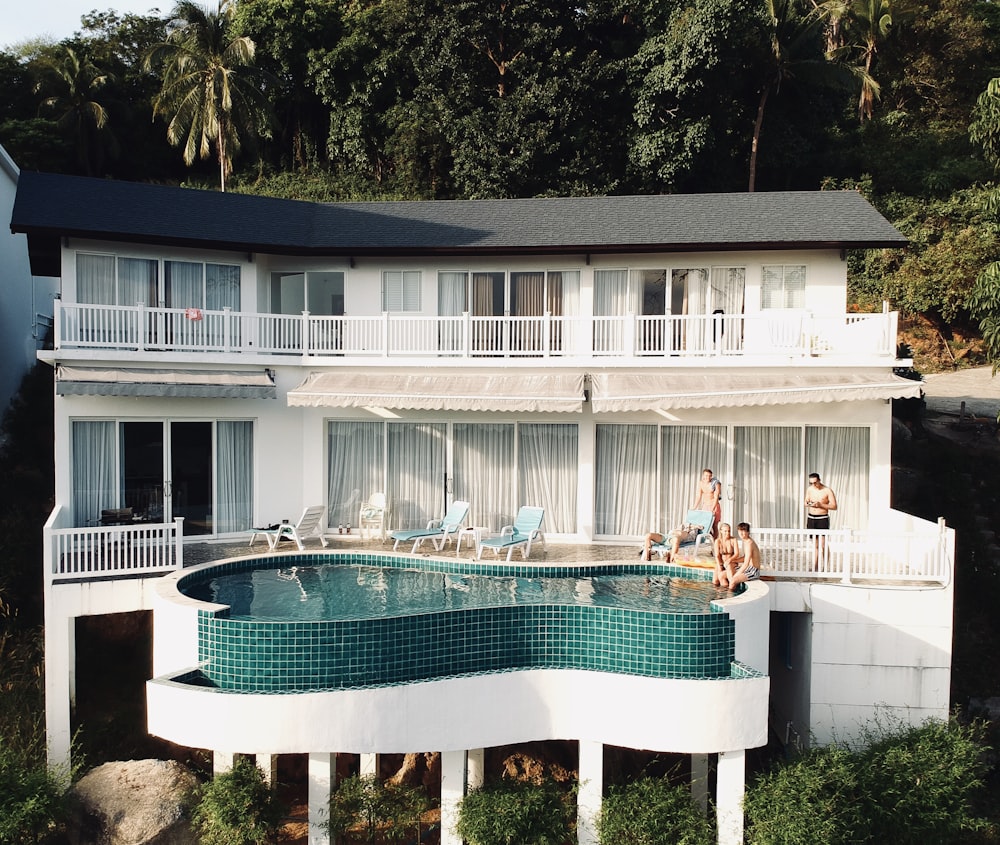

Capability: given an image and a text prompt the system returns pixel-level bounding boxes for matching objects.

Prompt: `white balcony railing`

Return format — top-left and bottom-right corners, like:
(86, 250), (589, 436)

(53, 302), (898, 362)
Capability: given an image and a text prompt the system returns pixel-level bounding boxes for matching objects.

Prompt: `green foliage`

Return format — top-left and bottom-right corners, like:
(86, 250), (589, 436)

(190, 758), (287, 845)
(0, 737), (73, 845)
(597, 775), (714, 845)
(325, 773), (432, 844)
(744, 716), (991, 845)
(968, 260), (1000, 373)
(455, 775), (575, 845)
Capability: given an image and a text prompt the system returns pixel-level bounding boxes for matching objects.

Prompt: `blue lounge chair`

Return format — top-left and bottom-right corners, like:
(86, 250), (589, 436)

(391, 500), (470, 553)
(649, 508), (715, 560)
(477, 506), (545, 562)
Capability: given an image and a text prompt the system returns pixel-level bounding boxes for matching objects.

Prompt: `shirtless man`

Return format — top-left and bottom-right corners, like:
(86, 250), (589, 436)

(693, 468), (722, 538)
(805, 472), (838, 567)
(713, 522), (737, 587)
(727, 522), (761, 590)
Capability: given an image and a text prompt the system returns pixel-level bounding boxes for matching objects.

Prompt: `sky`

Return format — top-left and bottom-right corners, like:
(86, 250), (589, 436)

(3, 1), (167, 49)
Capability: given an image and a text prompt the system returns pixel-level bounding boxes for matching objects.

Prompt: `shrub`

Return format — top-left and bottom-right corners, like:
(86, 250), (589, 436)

(455, 775), (575, 845)
(598, 775), (714, 845)
(326, 773), (431, 843)
(190, 758), (287, 845)
(0, 738), (73, 845)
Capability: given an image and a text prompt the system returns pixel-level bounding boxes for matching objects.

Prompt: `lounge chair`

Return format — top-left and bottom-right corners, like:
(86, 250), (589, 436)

(477, 506), (545, 562)
(249, 505), (329, 551)
(358, 492), (388, 541)
(390, 500), (470, 553)
(649, 509), (715, 560)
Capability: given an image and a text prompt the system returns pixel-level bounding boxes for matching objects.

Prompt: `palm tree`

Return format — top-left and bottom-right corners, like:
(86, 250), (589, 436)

(144, 0), (273, 190)
(35, 46), (118, 176)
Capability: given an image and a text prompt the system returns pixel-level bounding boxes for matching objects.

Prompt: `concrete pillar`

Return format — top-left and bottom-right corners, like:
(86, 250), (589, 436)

(256, 753), (278, 788)
(467, 747), (485, 790)
(359, 753), (378, 777)
(690, 753), (709, 815)
(716, 749), (746, 845)
(44, 605), (73, 769)
(214, 750), (236, 775)
(577, 741), (603, 845)
(308, 752), (336, 845)
(440, 749), (466, 845)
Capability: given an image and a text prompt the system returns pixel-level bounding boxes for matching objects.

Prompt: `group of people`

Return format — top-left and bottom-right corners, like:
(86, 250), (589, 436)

(640, 468), (839, 589)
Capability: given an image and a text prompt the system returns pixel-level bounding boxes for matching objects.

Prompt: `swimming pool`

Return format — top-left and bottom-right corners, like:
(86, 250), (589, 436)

(176, 552), (739, 693)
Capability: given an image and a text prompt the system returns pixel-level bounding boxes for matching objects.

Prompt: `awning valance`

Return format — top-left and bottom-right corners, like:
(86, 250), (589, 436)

(590, 371), (923, 412)
(56, 366), (276, 399)
(288, 372), (585, 413)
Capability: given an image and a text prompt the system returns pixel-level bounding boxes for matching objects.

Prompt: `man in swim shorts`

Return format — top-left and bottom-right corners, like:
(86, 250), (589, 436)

(727, 522), (761, 590)
(805, 472), (837, 568)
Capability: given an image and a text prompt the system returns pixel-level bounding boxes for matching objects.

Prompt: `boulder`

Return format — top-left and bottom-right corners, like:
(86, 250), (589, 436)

(68, 759), (199, 845)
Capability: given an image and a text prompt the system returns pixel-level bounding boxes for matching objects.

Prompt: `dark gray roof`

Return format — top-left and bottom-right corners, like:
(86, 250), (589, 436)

(11, 171), (906, 276)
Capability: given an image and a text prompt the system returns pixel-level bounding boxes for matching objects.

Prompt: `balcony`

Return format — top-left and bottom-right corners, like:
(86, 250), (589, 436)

(52, 302), (899, 365)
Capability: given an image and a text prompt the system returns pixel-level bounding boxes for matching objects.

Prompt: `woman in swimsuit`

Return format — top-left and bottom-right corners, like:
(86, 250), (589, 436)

(713, 522), (737, 587)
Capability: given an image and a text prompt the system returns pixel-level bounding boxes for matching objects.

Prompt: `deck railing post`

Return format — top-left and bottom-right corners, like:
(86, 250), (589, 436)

(223, 306), (232, 352)
(463, 311), (471, 357)
(383, 312), (390, 357)
(174, 518), (185, 570)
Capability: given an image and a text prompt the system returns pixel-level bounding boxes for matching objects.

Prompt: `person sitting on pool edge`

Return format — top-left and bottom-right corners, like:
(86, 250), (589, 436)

(725, 522), (761, 591)
(640, 521), (701, 562)
(713, 522), (738, 587)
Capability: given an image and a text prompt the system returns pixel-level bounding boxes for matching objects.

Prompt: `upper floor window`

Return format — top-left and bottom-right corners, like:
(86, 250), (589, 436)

(77, 253), (157, 305)
(761, 265), (806, 309)
(267, 271), (343, 316)
(166, 261), (241, 310)
(382, 271), (421, 312)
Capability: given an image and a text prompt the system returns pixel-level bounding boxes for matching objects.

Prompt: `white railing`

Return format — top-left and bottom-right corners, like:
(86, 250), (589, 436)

(45, 508), (185, 583)
(755, 515), (952, 585)
(53, 302), (897, 362)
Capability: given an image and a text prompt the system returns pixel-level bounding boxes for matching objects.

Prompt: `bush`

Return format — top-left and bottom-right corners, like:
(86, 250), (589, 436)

(0, 739), (73, 845)
(326, 773), (432, 843)
(190, 758), (287, 845)
(598, 775), (714, 845)
(455, 775), (575, 845)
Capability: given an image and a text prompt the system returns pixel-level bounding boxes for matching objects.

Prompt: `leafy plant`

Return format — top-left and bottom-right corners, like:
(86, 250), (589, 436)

(455, 774), (575, 845)
(190, 757), (287, 845)
(325, 773), (431, 844)
(598, 775), (714, 845)
(0, 737), (73, 845)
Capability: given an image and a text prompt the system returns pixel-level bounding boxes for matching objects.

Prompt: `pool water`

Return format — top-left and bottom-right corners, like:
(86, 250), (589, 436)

(183, 563), (730, 622)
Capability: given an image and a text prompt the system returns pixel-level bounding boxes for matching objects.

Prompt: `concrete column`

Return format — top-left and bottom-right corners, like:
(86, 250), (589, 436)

(308, 752), (336, 845)
(440, 749), (466, 845)
(577, 740), (603, 845)
(359, 753), (378, 777)
(467, 747), (485, 790)
(44, 604), (73, 769)
(213, 750), (236, 775)
(716, 749), (746, 845)
(256, 753), (278, 788)
(690, 753), (709, 815)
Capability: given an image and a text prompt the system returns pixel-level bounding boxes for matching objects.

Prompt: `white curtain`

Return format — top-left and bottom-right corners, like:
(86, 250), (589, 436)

(388, 422), (447, 529)
(76, 254), (116, 304)
(595, 424), (658, 535)
(452, 423), (515, 531)
(117, 257), (157, 305)
(518, 423), (578, 533)
(805, 427), (870, 529)
(659, 426), (728, 529)
(594, 269), (628, 353)
(165, 261), (203, 308)
(733, 426), (800, 529)
(216, 421), (253, 533)
(206, 264), (241, 310)
(327, 421), (384, 529)
(72, 420), (116, 526)
(438, 272), (468, 353)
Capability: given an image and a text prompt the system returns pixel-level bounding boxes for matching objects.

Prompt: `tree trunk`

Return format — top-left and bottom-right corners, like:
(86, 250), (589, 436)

(748, 85), (770, 192)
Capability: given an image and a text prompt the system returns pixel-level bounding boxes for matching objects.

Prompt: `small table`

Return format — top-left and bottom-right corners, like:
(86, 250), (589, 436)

(456, 526), (491, 556)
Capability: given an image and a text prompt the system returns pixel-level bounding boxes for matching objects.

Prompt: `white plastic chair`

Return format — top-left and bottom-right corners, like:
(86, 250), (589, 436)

(358, 492), (388, 541)
(249, 505), (329, 551)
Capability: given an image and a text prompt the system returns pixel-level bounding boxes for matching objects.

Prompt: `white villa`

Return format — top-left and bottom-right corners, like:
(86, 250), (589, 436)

(10, 172), (954, 845)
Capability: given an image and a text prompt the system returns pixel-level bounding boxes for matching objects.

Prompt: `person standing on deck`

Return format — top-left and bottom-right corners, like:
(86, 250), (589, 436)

(805, 472), (837, 568)
(693, 468), (723, 538)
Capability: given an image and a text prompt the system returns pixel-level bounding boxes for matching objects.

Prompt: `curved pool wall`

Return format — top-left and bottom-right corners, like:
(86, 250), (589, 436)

(175, 552), (736, 693)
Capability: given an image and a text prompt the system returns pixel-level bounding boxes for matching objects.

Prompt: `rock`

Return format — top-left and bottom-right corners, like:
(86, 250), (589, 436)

(68, 759), (199, 845)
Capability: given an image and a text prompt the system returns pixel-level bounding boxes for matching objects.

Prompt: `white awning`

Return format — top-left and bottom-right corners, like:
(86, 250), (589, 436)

(56, 366), (276, 399)
(288, 372), (585, 412)
(590, 371), (923, 412)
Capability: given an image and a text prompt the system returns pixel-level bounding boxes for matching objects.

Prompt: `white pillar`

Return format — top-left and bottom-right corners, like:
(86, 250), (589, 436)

(577, 741), (603, 845)
(359, 753), (378, 777)
(690, 753), (709, 815)
(308, 752), (336, 845)
(716, 749), (746, 845)
(440, 749), (466, 845)
(256, 753), (278, 788)
(44, 604), (73, 769)
(214, 750), (236, 775)
(467, 747), (485, 790)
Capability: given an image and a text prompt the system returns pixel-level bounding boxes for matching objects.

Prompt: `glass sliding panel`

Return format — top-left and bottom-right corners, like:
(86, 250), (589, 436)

(595, 424), (658, 535)
(206, 264), (241, 311)
(72, 420), (116, 527)
(306, 271), (345, 316)
(671, 268), (709, 352)
(77, 254), (116, 304)
(550, 270), (579, 353)
(452, 423), (516, 531)
(710, 268), (746, 353)
(471, 272), (505, 353)
(518, 423), (578, 533)
(117, 257), (157, 306)
(270, 271), (305, 314)
(511, 271), (544, 351)
(437, 271), (468, 353)
(217, 421), (253, 533)
(388, 423), (447, 529)
(733, 426), (800, 529)
(164, 260), (204, 308)
(659, 426), (728, 529)
(122, 421), (164, 521)
(636, 269), (666, 352)
(170, 421), (213, 536)
(327, 421), (384, 529)
(594, 269), (628, 353)
(805, 427), (870, 530)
